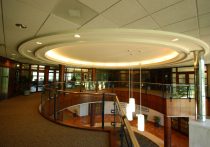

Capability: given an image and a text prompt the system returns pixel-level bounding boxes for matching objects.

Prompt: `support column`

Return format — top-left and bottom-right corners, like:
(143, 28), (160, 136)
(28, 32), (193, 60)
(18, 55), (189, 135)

(59, 64), (65, 90)
(44, 66), (49, 85)
(194, 51), (206, 121)
(164, 116), (171, 147)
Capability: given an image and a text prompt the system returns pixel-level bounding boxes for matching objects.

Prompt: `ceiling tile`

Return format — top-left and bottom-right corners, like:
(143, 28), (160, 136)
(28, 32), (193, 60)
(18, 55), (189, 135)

(137, 0), (182, 13)
(0, 2), (4, 44)
(0, 44), (6, 57)
(197, 0), (210, 15)
(200, 35), (210, 43)
(53, 0), (98, 26)
(183, 29), (199, 38)
(3, 0), (50, 54)
(16, 0), (59, 14)
(80, 15), (118, 29)
(152, 0), (197, 26)
(162, 17), (198, 33)
(199, 13), (210, 28)
(102, 0), (148, 26)
(78, 0), (120, 13)
(200, 26), (210, 36)
(38, 14), (79, 35)
(124, 16), (159, 29)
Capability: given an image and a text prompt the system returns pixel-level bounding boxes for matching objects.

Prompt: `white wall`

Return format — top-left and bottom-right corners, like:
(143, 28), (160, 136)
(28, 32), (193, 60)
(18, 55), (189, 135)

(66, 101), (164, 126)
(189, 119), (210, 147)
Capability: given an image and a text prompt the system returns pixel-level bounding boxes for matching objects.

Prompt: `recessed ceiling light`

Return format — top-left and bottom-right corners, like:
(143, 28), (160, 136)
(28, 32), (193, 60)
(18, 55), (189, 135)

(74, 34), (80, 38)
(36, 41), (42, 45)
(172, 38), (179, 42)
(27, 50), (32, 52)
(15, 23), (27, 29)
(11, 53), (16, 56)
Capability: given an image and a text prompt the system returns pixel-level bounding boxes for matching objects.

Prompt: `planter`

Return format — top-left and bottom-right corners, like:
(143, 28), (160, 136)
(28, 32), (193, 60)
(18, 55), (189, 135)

(24, 90), (30, 96)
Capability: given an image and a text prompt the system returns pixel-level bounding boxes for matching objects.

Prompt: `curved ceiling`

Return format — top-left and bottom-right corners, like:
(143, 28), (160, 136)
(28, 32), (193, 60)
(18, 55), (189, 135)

(18, 29), (209, 69)
(1, 0), (210, 67)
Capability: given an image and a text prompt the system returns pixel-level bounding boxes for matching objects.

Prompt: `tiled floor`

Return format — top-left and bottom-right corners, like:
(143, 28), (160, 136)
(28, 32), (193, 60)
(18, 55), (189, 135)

(62, 111), (188, 147)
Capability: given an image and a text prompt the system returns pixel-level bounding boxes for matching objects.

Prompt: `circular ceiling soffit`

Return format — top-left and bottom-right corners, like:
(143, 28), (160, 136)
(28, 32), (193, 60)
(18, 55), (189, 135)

(18, 29), (209, 69)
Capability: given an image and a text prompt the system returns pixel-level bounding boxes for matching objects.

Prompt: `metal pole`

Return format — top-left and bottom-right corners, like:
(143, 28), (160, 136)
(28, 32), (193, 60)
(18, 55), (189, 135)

(102, 93), (105, 129)
(194, 50), (206, 121)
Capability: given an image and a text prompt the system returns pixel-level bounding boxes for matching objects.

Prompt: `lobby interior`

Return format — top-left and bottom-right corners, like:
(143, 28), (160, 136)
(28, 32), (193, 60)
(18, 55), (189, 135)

(1, 0), (210, 147)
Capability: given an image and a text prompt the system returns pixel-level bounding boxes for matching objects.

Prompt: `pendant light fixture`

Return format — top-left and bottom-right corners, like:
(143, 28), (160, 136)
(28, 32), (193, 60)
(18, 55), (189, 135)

(126, 64), (133, 120)
(129, 66), (135, 113)
(137, 64), (145, 131)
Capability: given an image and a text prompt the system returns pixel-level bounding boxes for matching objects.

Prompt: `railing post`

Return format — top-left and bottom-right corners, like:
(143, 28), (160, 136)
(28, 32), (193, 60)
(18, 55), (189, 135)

(102, 93), (105, 129)
(120, 123), (124, 147)
(53, 92), (57, 120)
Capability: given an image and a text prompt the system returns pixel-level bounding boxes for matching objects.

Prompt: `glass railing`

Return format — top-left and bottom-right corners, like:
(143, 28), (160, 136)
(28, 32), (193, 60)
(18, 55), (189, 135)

(41, 84), (141, 147)
(45, 81), (207, 99)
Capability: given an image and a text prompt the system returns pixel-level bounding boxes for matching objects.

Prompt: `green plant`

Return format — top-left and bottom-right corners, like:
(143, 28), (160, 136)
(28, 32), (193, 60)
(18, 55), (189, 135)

(19, 75), (31, 92)
(153, 116), (161, 127)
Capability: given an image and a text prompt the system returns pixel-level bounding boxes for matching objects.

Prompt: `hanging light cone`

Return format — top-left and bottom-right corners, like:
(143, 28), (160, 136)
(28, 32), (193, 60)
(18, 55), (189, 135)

(137, 114), (145, 131)
(129, 98), (135, 112)
(126, 104), (133, 121)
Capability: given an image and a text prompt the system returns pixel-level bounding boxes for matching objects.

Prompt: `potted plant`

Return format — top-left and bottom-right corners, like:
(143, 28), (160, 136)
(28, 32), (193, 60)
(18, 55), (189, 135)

(20, 75), (31, 95)
(153, 116), (161, 127)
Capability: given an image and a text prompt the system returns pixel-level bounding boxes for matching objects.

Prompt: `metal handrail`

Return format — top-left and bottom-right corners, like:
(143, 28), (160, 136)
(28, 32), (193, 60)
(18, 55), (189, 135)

(115, 96), (140, 147)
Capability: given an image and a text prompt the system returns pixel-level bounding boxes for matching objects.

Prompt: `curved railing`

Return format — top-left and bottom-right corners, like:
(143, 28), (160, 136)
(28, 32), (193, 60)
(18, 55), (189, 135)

(40, 83), (141, 147)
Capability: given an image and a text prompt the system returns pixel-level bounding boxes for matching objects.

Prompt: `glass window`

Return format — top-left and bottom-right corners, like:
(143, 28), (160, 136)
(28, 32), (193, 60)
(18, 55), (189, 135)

(38, 72), (44, 86)
(75, 68), (81, 72)
(178, 67), (194, 72)
(66, 68), (74, 72)
(178, 74), (186, 84)
(31, 65), (38, 70)
(22, 64), (29, 69)
(172, 68), (176, 72)
(49, 73), (54, 82)
(56, 70), (59, 82)
(82, 69), (88, 72)
(39, 65), (45, 70)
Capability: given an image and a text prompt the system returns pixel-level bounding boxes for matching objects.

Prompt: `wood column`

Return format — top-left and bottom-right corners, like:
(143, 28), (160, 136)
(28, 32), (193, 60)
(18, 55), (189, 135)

(44, 66), (49, 84)
(59, 64), (65, 90)
(89, 103), (96, 127)
(92, 68), (96, 81)
(164, 116), (171, 147)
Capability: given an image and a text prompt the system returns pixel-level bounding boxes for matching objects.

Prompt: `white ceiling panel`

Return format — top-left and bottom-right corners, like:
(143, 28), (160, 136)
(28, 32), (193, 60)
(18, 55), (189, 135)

(200, 35), (210, 43)
(16, 0), (59, 14)
(199, 13), (210, 28)
(0, 44), (6, 57)
(38, 14), (79, 36)
(53, 0), (98, 26)
(78, 0), (120, 13)
(197, 0), (210, 15)
(124, 16), (159, 29)
(3, 0), (50, 55)
(162, 17), (198, 33)
(152, 0), (197, 26)
(0, 1), (4, 44)
(183, 29), (199, 38)
(137, 0), (182, 13)
(102, 0), (148, 26)
(200, 26), (210, 36)
(80, 15), (118, 29)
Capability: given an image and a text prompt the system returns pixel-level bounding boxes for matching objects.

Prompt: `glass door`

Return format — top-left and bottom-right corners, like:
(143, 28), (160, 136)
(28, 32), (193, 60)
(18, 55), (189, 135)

(0, 67), (9, 99)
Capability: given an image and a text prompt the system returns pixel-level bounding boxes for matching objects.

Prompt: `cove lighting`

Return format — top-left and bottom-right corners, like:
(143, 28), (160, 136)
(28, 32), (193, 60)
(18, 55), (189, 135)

(45, 50), (178, 67)
(27, 50), (32, 53)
